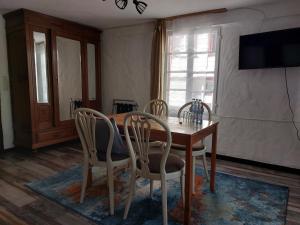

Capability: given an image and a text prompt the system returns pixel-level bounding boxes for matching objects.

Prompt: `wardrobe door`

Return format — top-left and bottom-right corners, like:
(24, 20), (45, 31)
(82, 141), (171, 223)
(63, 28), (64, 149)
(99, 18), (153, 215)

(29, 26), (54, 130)
(53, 33), (84, 126)
(86, 41), (101, 110)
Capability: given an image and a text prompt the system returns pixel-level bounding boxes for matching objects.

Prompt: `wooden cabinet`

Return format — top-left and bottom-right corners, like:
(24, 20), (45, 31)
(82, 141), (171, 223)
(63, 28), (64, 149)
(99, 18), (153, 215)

(4, 9), (101, 149)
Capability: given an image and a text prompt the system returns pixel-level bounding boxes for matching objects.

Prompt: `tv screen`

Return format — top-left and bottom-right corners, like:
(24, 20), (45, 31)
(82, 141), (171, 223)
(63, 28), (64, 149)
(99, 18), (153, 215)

(239, 28), (300, 69)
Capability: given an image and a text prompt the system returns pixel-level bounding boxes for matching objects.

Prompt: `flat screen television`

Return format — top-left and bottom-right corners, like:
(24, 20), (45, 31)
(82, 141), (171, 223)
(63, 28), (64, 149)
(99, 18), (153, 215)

(239, 27), (300, 69)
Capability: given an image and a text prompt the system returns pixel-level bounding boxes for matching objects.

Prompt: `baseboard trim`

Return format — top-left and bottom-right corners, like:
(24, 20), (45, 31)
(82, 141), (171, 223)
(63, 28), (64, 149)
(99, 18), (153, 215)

(206, 153), (300, 175)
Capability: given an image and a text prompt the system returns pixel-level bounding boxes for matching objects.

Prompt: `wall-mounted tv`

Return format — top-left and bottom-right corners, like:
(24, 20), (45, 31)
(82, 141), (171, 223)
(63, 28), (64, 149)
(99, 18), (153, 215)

(239, 27), (300, 69)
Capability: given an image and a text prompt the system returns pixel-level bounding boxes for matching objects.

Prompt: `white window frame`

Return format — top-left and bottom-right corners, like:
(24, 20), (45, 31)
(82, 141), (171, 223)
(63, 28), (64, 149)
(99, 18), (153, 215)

(164, 27), (221, 116)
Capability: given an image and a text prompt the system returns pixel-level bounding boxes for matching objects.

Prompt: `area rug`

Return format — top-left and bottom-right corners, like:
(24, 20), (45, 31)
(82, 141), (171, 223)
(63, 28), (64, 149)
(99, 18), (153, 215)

(26, 165), (288, 225)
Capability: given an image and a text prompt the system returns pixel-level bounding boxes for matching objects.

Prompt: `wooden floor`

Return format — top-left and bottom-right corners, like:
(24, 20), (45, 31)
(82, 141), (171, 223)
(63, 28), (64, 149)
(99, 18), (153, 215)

(0, 141), (299, 225)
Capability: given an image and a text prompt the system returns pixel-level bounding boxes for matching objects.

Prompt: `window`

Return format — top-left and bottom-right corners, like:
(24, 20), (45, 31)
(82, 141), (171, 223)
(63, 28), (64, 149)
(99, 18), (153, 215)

(165, 28), (220, 116)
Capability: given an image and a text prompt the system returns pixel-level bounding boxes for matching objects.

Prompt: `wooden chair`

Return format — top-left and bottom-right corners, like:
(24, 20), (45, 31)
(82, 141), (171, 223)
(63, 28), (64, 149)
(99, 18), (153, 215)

(75, 108), (130, 215)
(123, 111), (185, 225)
(172, 101), (211, 193)
(143, 99), (168, 118)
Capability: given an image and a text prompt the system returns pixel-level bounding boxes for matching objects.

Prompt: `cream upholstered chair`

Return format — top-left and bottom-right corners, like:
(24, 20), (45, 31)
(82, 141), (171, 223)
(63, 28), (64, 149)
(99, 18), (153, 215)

(172, 101), (211, 193)
(143, 99), (168, 118)
(123, 111), (185, 225)
(75, 108), (130, 215)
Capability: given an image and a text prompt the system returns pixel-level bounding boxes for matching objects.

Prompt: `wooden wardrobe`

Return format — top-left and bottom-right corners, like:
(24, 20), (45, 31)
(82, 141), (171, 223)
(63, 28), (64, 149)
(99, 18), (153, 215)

(4, 9), (101, 149)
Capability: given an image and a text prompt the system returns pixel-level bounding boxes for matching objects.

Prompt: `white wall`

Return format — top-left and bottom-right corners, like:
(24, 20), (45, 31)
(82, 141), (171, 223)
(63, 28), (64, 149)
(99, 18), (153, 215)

(101, 22), (154, 113)
(215, 1), (300, 169)
(0, 15), (14, 149)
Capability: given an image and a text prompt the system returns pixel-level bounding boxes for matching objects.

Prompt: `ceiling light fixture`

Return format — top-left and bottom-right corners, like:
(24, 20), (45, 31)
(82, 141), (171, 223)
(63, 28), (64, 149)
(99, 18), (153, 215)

(133, 0), (147, 14)
(102, 0), (147, 14)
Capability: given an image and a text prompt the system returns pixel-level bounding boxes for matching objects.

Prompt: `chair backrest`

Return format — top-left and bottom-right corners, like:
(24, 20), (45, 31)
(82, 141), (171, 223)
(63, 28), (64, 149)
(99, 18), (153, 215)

(143, 99), (168, 118)
(177, 101), (212, 121)
(75, 108), (114, 165)
(124, 111), (172, 176)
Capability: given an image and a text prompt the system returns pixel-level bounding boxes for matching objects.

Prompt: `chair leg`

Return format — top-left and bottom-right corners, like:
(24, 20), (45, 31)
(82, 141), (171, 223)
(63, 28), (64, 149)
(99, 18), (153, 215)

(192, 156), (196, 194)
(123, 169), (136, 219)
(180, 172), (185, 208)
(202, 154), (210, 181)
(107, 166), (114, 215)
(150, 180), (154, 198)
(80, 163), (89, 203)
(161, 179), (168, 225)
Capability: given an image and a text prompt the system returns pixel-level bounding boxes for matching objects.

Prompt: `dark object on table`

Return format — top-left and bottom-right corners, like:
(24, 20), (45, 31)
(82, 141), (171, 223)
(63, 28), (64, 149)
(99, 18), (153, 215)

(112, 99), (138, 114)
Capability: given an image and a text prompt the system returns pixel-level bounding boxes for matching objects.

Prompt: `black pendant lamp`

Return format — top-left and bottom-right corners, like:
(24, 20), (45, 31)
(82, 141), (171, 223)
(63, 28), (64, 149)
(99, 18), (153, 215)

(103, 0), (147, 14)
(133, 0), (147, 14)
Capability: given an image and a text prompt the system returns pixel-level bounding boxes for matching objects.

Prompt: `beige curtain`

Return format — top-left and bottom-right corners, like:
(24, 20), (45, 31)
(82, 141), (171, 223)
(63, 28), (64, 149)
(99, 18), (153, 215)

(150, 19), (166, 100)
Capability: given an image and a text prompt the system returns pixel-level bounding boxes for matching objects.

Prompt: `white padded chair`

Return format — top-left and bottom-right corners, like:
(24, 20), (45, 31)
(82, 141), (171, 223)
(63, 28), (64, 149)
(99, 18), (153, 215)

(171, 102), (211, 193)
(75, 108), (130, 215)
(123, 111), (185, 225)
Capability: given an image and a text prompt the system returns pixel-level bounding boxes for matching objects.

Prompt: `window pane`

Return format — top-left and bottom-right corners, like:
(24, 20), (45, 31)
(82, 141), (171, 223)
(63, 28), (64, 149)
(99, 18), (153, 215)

(170, 78), (186, 90)
(168, 91), (186, 107)
(207, 54), (216, 71)
(204, 92), (214, 107)
(168, 34), (187, 52)
(205, 78), (214, 92)
(195, 32), (216, 52)
(169, 73), (187, 78)
(195, 33), (209, 52)
(169, 54), (187, 71)
(191, 77), (207, 92)
(190, 92), (205, 101)
(193, 73), (214, 78)
(193, 53), (215, 72)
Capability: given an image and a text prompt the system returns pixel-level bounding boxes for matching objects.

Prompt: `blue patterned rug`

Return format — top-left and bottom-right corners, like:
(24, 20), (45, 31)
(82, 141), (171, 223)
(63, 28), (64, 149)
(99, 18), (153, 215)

(26, 165), (288, 225)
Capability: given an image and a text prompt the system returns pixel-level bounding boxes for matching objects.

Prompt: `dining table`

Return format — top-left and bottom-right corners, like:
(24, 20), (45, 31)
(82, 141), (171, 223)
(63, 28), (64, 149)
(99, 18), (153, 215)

(112, 113), (219, 225)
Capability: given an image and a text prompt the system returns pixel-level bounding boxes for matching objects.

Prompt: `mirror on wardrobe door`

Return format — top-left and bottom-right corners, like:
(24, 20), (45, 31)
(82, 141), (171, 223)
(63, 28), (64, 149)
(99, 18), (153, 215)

(56, 36), (82, 121)
(87, 43), (96, 101)
(33, 32), (49, 104)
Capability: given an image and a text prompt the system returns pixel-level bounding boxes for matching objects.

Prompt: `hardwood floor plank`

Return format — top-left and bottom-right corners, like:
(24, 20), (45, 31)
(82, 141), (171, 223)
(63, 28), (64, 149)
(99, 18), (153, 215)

(0, 180), (36, 207)
(0, 207), (31, 225)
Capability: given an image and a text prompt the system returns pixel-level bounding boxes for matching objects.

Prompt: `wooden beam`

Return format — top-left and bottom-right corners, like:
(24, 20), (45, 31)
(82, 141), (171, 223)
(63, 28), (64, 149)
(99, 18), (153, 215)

(165, 8), (227, 21)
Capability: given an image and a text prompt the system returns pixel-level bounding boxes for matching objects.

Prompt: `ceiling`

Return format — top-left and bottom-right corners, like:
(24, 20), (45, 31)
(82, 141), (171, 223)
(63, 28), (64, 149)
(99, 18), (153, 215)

(0, 0), (281, 29)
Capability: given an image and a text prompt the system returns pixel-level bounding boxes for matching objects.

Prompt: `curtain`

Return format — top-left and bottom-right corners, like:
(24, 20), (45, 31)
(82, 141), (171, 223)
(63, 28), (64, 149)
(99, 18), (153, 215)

(150, 19), (166, 100)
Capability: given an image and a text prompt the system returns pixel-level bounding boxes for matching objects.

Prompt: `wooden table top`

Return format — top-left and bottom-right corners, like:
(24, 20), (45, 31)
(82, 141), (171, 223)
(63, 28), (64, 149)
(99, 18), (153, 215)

(112, 113), (219, 137)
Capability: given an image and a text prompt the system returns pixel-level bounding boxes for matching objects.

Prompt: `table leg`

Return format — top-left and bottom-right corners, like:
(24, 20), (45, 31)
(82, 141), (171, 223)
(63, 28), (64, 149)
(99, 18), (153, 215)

(210, 125), (218, 192)
(184, 137), (193, 225)
(87, 167), (93, 188)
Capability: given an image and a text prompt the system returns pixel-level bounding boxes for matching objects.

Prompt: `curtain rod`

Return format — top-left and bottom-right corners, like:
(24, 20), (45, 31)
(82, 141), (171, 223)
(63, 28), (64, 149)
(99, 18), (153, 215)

(164, 8), (227, 21)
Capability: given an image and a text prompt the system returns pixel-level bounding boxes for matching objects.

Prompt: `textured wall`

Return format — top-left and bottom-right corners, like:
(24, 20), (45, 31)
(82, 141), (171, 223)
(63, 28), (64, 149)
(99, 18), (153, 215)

(0, 15), (13, 149)
(213, 2), (300, 169)
(101, 22), (154, 113)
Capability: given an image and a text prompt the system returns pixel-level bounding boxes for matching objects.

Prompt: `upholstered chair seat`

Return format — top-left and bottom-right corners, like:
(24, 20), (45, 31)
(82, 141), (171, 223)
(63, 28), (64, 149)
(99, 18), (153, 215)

(137, 153), (185, 173)
(172, 140), (205, 151)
